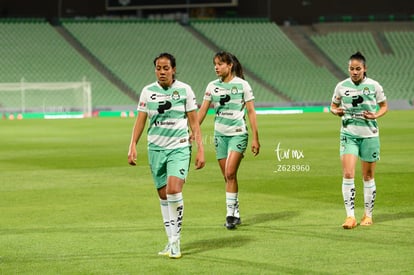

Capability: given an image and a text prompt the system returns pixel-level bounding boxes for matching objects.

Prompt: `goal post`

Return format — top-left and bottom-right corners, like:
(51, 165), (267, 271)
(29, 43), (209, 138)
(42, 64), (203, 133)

(0, 80), (92, 119)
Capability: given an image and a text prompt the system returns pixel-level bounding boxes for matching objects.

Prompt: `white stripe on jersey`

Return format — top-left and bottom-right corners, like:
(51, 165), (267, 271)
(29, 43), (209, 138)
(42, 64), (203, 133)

(204, 76), (254, 136)
(332, 77), (386, 138)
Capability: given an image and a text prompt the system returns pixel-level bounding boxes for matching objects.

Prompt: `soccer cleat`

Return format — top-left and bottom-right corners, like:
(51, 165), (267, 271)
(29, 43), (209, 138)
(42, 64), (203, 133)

(360, 215), (373, 226)
(169, 240), (181, 259)
(234, 217), (242, 225)
(158, 243), (171, 256)
(342, 216), (357, 229)
(224, 216), (237, 230)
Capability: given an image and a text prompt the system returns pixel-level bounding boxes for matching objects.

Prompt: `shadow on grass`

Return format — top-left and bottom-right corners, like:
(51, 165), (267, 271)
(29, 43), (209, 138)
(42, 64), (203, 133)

(183, 235), (253, 256)
(375, 211), (414, 223)
(242, 211), (300, 226)
(183, 211), (299, 256)
(183, 237), (332, 274)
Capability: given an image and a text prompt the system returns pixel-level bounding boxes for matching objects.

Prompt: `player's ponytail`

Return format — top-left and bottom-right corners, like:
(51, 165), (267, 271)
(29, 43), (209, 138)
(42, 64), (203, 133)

(230, 54), (245, 80)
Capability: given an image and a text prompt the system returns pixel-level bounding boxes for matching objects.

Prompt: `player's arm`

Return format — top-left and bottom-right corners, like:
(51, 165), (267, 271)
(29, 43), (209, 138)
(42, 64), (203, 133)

(330, 101), (345, 117)
(187, 110), (205, 170)
(246, 100), (260, 156)
(197, 99), (210, 125)
(363, 100), (388, 120)
(376, 100), (388, 118)
(128, 111), (147, 166)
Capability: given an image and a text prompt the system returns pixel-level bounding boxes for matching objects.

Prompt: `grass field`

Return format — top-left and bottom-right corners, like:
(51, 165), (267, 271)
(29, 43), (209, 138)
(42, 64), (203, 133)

(1, 110), (413, 274)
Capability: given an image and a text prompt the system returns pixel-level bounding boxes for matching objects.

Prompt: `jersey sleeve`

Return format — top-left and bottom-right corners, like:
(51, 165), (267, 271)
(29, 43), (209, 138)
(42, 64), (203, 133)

(375, 82), (386, 103)
(243, 81), (255, 102)
(331, 83), (342, 105)
(185, 86), (198, 112)
(203, 82), (214, 102)
(137, 89), (148, 113)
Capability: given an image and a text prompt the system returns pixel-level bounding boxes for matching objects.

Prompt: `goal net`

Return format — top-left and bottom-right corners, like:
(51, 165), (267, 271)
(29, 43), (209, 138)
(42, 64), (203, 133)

(0, 80), (92, 119)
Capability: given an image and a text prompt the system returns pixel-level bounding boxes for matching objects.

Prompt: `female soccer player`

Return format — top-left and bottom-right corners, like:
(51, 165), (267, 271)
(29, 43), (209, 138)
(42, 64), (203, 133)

(198, 51), (260, 230)
(128, 53), (205, 258)
(330, 51), (387, 229)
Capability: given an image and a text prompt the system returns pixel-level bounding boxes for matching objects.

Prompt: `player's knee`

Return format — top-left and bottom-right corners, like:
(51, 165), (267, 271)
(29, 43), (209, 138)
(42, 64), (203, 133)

(225, 172), (237, 182)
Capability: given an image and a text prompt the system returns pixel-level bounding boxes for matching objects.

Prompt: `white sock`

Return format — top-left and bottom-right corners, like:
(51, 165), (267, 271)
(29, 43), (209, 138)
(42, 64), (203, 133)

(167, 193), (183, 243)
(159, 199), (171, 242)
(342, 178), (355, 217)
(234, 198), (240, 218)
(226, 192), (237, 217)
(363, 179), (376, 218)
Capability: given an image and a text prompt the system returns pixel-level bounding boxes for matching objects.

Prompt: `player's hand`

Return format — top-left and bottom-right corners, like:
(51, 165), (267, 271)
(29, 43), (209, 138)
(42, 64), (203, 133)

(194, 152), (205, 170)
(363, 111), (376, 119)
(332, 108), (345, 116)
(128, 150), (137, 166)
(251, 140), (260, 156)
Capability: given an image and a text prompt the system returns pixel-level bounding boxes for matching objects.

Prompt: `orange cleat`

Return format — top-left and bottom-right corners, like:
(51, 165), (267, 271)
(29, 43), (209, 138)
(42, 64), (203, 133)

(360, 215), (373, 226)
(342, 216), (357, 229)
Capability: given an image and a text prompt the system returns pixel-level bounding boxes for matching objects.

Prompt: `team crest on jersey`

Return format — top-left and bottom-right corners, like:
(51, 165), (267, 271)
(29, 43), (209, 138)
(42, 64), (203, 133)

(363, 87), (370, 95)
(231, 86), (238, 94)
(171, 91), (180, 100)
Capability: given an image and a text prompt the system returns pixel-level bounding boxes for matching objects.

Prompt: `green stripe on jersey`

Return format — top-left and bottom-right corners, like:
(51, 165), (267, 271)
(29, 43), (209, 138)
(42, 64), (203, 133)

(137, 80), (198, 150)
(332, 77), (386, 138)
(204, 77), (254, 136)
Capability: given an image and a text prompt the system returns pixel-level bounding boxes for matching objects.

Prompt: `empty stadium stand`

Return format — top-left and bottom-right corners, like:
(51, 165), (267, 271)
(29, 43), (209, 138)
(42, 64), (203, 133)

(0, 18), (135, 109)
(61, 18), (285, 105)
(309, 22), (414, 101)
(1, 18), (413, 112)
(190, 18), (339, 103)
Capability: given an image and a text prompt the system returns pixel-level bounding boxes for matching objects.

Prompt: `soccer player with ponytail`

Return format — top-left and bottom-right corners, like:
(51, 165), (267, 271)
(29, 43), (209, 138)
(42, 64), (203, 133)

(198, 51), (260, 230)
(330, 51), (388, 229)
(128, 53), (205, 258)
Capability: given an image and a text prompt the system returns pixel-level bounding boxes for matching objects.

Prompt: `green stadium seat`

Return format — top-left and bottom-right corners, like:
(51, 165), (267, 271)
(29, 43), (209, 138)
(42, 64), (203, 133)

(0, 19), (134, 109)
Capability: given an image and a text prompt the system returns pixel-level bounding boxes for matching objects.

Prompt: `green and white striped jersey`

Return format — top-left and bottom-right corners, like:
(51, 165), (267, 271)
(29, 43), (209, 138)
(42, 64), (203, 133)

(137, 80), (198, 150)
(332, 77), (386, 138)
(204, 76), (254, 136)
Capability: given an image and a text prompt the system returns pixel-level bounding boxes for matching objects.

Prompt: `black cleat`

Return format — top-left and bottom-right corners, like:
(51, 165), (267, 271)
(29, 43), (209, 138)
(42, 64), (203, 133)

(225, 216), (237, 230)
(234, 217), (242, 225)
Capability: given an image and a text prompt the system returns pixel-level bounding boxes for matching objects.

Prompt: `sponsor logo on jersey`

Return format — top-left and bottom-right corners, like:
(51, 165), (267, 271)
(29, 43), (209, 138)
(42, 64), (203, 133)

(153, 120), (176, 126)
(150, 93), (171, 101)
(214, 87), (226, 93)
(217, 111), (234, 116)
